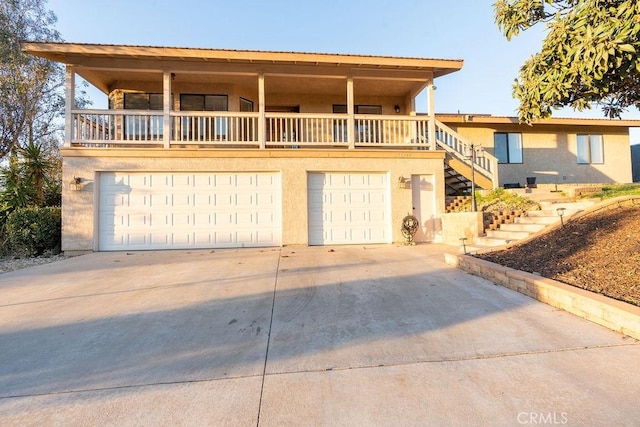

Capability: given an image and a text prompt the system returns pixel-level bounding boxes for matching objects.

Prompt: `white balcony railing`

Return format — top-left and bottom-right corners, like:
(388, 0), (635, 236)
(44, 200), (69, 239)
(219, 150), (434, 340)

(70, 110), (435, 149)
(265, 113), (349, 147)
(171, 111), (259, 145)
(354, 115), (431, 147)
(72, 109), (164, 145)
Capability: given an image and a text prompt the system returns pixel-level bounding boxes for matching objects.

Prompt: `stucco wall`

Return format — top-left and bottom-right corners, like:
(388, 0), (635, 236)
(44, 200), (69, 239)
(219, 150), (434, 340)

(449, 123), (632, 186)
(61, 149), (445, 252)
(109, 85), (410, 115)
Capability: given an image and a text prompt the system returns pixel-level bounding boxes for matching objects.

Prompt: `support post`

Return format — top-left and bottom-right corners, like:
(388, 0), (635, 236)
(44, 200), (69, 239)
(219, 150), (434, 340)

(163, 71), (171, 148)
(64, 66), (75, 147)
(427, 75), (436, 150)
(471, 148), (477, 212)
(347, 76), (355, 149)
(258, 73), (266, 149)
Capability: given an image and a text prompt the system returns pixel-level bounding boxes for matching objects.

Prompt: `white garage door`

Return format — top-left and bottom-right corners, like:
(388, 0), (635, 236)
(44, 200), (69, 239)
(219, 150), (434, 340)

(99, 172), (281, 251)
(308, 172), (391, 245)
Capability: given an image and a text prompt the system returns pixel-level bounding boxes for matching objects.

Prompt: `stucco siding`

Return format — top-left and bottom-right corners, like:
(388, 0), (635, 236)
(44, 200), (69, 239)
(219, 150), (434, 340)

(61, 149), (445, 252)
(450, 124), (632, 186)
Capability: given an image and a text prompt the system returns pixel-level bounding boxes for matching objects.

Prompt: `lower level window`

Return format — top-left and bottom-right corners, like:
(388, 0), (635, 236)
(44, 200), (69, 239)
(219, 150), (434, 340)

(577, 134), (604, 164)
(494, 133), (523, 164)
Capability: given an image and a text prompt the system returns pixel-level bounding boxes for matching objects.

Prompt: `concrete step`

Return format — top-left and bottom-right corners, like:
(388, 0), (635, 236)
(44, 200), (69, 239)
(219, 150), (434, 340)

(526, 209), (579, 217)
(515, 216), (560, 225)
(473, 236), (512, 247)
(499, 223), (547, 233)
(486, 229), (532, 240)
(538, 201), (595, 211)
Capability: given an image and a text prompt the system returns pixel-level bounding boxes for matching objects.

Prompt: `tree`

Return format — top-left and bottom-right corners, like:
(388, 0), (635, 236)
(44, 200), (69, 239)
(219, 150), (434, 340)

(494, 0), (640, 123)
(0, 0), (64, 160)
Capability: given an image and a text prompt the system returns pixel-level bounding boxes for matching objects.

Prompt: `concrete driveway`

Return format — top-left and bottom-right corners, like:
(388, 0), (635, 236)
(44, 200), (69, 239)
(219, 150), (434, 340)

(0, 245), (638, 426)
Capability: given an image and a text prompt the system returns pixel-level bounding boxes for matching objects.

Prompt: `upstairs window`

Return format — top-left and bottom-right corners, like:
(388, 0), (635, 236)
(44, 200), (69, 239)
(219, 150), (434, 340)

(180, 94), (229, 141)
(123, 93), (163, 140)
(333, 104), (382, 143)
(577, 134), (604, 164)
(494, 132), (523, 164)
(124, 93), (163, 110)
(180, 94), (228, 112)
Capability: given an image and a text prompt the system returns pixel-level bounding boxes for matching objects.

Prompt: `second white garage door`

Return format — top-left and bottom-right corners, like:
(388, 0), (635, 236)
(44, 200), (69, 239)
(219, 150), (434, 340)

(99, 172), (281, 251)
(308, 172), (391, 245)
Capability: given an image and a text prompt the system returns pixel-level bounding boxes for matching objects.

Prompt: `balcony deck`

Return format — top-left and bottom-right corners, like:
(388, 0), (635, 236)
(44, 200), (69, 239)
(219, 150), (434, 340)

(71, 110), (433, 149)
(70, 110), (498, 189)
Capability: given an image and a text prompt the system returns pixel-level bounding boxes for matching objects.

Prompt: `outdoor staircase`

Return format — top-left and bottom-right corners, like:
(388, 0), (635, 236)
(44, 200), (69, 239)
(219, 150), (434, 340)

(434, 120), (498, 195)
(465, 200), (596, 253)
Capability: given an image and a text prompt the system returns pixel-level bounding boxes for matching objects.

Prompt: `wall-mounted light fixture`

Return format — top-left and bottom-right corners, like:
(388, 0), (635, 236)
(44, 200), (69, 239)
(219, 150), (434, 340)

(398, 176), (410, 189)
(69, 176), (82, 191)
(394, 104), (401, 113)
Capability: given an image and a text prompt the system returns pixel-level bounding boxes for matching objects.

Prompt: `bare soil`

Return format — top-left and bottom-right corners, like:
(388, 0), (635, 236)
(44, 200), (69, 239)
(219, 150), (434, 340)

(477, 204), (640, 307)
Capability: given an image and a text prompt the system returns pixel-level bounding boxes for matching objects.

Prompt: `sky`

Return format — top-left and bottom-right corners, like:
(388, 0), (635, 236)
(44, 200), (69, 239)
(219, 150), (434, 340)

(46, 0), (640, 141)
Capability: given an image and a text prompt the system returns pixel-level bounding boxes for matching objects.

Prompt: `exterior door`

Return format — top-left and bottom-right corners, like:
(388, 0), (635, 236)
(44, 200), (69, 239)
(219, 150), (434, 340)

(411, 174), (436, 242)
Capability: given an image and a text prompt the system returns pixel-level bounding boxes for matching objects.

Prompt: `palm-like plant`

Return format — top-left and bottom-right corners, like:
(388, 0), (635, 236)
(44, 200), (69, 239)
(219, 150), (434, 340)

(0, 162), (35, 224)
(19, 139), (54, 207)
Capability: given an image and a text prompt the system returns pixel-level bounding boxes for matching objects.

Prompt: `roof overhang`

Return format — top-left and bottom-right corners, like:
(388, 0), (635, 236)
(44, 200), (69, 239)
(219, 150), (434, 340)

(22, 42), (464, 96)
(437, 114), (640, 128)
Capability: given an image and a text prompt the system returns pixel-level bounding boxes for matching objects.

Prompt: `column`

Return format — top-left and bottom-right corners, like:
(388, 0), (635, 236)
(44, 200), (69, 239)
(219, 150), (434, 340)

(427, 75), (436, 150)
(163, 71), (172, 148)
(347, 76), (355, 149)
(258, 73), (266, 149)
(64, 66), (75, 147)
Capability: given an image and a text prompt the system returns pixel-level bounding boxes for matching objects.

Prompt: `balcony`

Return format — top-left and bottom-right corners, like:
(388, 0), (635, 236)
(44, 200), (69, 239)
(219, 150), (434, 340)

(70, 110), (434, 149)
(70, 109), (498, 190)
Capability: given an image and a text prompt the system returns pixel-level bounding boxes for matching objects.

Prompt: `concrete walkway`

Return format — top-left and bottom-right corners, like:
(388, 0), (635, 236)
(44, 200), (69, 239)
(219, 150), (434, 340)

(0, 245), (638, 426)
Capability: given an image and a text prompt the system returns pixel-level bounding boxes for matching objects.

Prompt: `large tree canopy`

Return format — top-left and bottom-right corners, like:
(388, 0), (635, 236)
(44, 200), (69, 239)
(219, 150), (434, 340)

(495, 0), (640, 123)
(0, 0), (63, 159)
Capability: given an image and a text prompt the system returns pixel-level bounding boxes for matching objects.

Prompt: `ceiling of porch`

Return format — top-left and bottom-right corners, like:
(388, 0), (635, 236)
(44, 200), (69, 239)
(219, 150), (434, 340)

(24, 42), (462, 98)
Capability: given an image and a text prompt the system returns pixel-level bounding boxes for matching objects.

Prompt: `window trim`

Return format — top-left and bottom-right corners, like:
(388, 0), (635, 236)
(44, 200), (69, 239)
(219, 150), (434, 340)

(239, 97), (254, 112)
(577, 134), (605, 164)
(179, 94), (228, 112)
(494, 132), (523, 164)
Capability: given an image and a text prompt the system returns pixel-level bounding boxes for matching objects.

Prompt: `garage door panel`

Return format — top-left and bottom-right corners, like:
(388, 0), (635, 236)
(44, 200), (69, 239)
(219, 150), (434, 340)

(101, 192), (129, 208)
(215, 193), (235, 207)
(236, 193), (255, 207)
(308, 172), (390, 245)
(193, 232), (212, 245)
(214, 174), (236, 188)
(99, 172), (281, 251)
(213, 231), (235, 244)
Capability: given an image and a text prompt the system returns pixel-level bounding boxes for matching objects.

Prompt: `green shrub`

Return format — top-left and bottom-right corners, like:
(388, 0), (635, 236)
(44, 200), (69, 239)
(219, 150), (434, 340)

(5, 207), (61, 256)
(586, 183), (640, 200)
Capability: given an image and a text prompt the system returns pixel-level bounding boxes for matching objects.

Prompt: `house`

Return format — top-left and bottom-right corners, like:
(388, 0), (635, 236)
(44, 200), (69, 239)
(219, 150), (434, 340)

(438, 114), (638, 188)
(25, 43), (634, 254)
(24, 42), (501, 252)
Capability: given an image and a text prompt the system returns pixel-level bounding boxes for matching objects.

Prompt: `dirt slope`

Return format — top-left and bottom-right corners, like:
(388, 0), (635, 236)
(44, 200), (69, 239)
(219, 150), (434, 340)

(476, 204), (640, 307)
